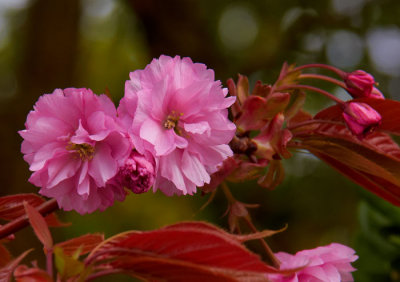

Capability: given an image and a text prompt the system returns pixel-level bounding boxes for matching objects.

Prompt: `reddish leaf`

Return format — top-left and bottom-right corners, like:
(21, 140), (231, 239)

(86, 222), (291, 281)
(23, 202), (53, 250)
(236, 96), (270, 131)
(236, 74), (249, 105)
(104, 256), (266, 282)
(0, 194), (67, 227)
(43, 214), (70, 228)
(0, 244), (11, 268)
(295, 131), (400, 205)
(0, 249), (32, 282)
(14, 265), (52, 282)
(55, 233), (104, 256)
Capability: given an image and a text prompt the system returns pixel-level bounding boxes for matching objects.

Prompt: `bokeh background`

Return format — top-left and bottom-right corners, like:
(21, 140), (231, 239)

(1, 0), (400, 280)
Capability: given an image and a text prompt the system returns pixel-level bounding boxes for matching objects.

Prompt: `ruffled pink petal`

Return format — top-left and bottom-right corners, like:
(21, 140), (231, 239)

(47, 156), (81, 188)
(158, 151), (186, 192)
(97, 94), (117, 116)
(181, 151), (210, 187)
(88, 142), (117, 187)
(102, 131), (131, 165)
(70, 120), (91, 144)
(183, 121), (211, 136)
(87, 111), (110, 141)
(77, 175), (90, 198)
(19, 117), (71, 150)
(29, 142), (65, 171)
(140, 118), (175, 156)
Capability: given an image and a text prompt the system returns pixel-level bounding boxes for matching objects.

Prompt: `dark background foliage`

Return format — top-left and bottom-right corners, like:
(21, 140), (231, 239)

(1, 0), (400, 280)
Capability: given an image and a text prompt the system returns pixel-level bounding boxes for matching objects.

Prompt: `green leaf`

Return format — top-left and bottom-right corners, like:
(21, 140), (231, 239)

(54, 246), (85, 279)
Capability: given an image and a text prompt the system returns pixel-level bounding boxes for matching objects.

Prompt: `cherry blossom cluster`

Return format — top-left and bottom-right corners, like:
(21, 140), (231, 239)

(19, 55), (390, 280)
(20, 55), (236, 214)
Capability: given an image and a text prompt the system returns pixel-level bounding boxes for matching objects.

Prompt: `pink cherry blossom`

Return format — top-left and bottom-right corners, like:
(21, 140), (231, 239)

(268, 243), (358, 282)
(118, 55), (236, 195)
(19, 88), (131, 214)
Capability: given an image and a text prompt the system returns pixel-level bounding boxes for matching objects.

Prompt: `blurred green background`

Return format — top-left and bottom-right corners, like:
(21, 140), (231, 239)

(1, 0), (400, 280)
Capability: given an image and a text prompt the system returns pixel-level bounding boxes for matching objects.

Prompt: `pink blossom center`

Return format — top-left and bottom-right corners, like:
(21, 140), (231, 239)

(163, 110), (183, 135)
(66, 142), (95, 161)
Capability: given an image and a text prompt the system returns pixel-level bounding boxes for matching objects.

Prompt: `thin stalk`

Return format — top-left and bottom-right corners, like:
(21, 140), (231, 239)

(290, 64), (345, 78)
(298, 74), (346, 88)
(276, 84), (344, 105)
(287, 119), (344, 131)
(221, 182), (236, 204)
(220, 182), (281, 269)
(46, 249), (53, 278)
(0, 199), (58, 240)
(243, 217), (281, 269)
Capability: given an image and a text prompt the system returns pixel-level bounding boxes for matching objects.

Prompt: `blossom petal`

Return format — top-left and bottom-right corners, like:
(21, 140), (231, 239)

(182, 151), (210, 187)
(47, 156), (81, 188)
(140, 119), (175, 156)
(184, 121), (211, 136)
(89, 142), (117, 187)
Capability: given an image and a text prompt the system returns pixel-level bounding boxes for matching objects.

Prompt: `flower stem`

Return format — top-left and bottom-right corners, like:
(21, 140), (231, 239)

(276, 84), (344, 105)
(0, 199), (58, 240)
(46, 248), (53, 278)
(290, 64), (346, 77)
(221, 182), (236, 204)
(287, 119), (344, 131)
(220, 182), (281, 268)
(243, 217), (281, 269)
(298, 74), (346, 88)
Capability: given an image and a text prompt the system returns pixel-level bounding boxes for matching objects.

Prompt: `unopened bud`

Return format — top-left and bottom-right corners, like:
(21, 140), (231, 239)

(344, 70), (376, 99)
(342, 102), (382, 138)
(117, 151), (155, 194)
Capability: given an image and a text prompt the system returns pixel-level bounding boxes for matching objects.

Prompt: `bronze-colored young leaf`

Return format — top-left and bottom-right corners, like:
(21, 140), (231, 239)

(0, 244), (11, 268)
(294, 131), (400, 205)
(86, 221), (294, 281)
(0, 249), (32, 282)
(23, 202), (53, 250)
(55, 233), (104, 256)
(13, 265), (52, 282)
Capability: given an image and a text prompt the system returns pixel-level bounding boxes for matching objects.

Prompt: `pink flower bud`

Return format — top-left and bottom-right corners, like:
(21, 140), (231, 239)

(371, 87), (385, 99)
(117, 151), (155, 194)
(342, 102), (382, 138)
(344, 70), (376, 99)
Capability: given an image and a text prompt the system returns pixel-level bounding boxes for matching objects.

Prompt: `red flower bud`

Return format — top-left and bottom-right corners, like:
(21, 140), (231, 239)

(344, 70), (377, 99)
(342, 102), (382, 138)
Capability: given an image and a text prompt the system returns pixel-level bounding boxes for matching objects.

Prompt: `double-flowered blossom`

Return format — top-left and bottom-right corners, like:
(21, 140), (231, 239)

(118, 55), (236, 195)
(268, 243), (358, 282)
(19, 88), (132, 214)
